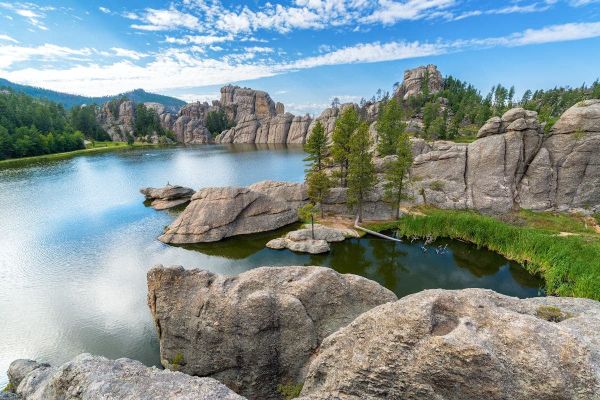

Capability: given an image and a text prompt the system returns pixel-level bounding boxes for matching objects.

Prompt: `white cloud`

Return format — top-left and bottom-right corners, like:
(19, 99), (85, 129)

(0, 34), (18, 43)
(287, 40), (446, 69)
(2, 21), (600, 97)
(129, 8), (200, 31)
(569, 0), (600, 5)
(363, 0), (456, 24)
(0, 2), (49, 30)
(99, 7), (111, 14)
(0, 44), (94, 69)
(111, 48), (148, 60)
(165, 34), (234, 45)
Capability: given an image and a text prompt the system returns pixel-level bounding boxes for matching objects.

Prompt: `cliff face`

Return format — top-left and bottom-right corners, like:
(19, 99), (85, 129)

(408, 102), (600, 213)
(215, 86), (312, 145)
(396, 64), (444, 100)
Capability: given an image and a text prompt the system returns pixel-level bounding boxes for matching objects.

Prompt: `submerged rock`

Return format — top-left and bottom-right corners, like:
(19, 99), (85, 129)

(140, 185), (195, 210)
(159, 181), (307, 244)
(147, 265), (397, 399)
(299, 288), (600, 399)
(7, 354), (243, 400)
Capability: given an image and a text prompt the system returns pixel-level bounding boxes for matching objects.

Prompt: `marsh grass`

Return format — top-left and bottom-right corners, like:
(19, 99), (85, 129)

(369, 207), (600, 300)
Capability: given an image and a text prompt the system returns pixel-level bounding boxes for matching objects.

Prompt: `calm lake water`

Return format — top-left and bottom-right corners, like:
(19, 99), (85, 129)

(0, 145), (543, 386)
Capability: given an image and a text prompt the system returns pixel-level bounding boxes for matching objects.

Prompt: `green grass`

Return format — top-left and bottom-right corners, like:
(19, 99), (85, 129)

(3, 382), (14, 392)
(369, 207), (600, 300)
(0, 141), (163, 168)
(277, 382), (303, 399)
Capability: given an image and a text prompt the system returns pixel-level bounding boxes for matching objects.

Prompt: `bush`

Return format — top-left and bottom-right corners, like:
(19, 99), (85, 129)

(277, 382), (303, 400)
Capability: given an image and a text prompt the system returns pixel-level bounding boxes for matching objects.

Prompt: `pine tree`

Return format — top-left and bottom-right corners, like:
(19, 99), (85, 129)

(384, 132), (413, 219)
(331, 106), (359, 186)
(304, 121), (328, 171)
(307, 169), (332, 218)
(347, 122), (376, 222)
(376, 98), (405, 156)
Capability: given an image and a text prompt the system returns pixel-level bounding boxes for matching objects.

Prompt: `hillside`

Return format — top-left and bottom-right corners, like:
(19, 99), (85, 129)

(0, 78), (186, 111)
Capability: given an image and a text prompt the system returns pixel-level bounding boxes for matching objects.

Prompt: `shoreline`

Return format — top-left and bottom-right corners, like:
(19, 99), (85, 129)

(0, 142), (166, 168)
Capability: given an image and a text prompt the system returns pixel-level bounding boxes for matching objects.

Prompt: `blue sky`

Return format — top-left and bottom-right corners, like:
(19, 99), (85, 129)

(1, 0), (600, 114)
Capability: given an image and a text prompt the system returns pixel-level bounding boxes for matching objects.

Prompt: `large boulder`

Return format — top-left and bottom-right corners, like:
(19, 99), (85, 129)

(147, 265), (397, 399)
(266, 224), (359, 254)
(300, 288), (600, 400)
(287, 115), (312, 144)
(140, 185), (195, 210)
(158, 181), (306, 244)
(7, 354), (243, 400)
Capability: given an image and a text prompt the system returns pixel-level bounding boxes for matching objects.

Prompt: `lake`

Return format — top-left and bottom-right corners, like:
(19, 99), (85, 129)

(0, 145), (543, 386)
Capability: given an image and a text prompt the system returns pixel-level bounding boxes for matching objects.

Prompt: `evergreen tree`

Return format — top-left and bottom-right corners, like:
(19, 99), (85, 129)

(304, 121), (328, 171)
(384, 132), (413, 219)
(347, 122), (376, 222)
(331, 106), (359, 186)
(205, 109), (232, 135)
(376, 98), (405, 156)
(306, 169), (332, 218)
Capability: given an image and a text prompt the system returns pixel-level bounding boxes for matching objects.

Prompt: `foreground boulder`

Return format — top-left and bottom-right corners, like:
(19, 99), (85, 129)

(159, 181), (306, 244)
(147, 265), (397, 399)
(6, 354), (243, 400)
(299, 288), (600, 399)
(140, 185), (195, 210)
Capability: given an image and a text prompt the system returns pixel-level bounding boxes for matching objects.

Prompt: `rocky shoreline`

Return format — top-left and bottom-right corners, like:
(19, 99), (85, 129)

(6, 266), (600, 399)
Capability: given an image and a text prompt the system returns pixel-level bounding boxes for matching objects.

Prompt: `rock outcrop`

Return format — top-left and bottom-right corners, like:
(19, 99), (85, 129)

(6, 354), (243, 400)
(300, 288), (600, 400)
(266, 224), (359, 254)
(396, 64), (444, 100)
(147, 265), (397, 399)
(96, 99), (136, 141)
(158, 181), (307, 244)
(140, 185), (195, 210)
(408, 102), (600, 213)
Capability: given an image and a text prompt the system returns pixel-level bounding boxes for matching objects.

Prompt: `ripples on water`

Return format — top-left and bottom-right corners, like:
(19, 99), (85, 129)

(0, 145), (543, 386)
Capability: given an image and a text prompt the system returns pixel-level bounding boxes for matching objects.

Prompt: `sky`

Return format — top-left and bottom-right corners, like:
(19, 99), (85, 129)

(1, 0), (600, 114)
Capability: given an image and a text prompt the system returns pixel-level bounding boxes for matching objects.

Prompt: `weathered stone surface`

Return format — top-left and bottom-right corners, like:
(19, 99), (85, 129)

(411, 141), (468, 209)
(266, 224), (359, 254)
(147, 265), (397, 399)
(551, 99), (600, 134)
(477, 116), (502, 138)
(276, 102), (285, 115)
(396, 64), (444, 100)
(288, 115), (312, 144)
(267, 237), (330, 253)
(308, 107), (339, 142)
(159, 181), (306, 244)
(140, 185), (195, 210)
(321, 185), (391, 220)
(96, 99), (136, 141)
(265, 113), (293, 143)
(8, 354), (242, 400)
(215, 115), (260, 144)
(300, 288), (600, 400)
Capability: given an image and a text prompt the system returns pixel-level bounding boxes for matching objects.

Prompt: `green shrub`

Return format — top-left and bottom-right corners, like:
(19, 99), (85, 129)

(277, 382), (303, 399)
(388, 208), (600, 300)
(429, 180), (445, 192)
(170, 352), (185, 370)
(3, 382), (14, 392)
(536, 306), (571, 322)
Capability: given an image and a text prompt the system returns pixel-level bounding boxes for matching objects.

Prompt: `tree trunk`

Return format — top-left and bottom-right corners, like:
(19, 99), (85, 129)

(358, 200), (363, 223)
(311, 215), (315, 239)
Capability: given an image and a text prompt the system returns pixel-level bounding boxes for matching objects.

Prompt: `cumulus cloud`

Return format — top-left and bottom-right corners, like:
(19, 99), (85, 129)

(2, 21), (600, 96)
(128, 8), (200, 31)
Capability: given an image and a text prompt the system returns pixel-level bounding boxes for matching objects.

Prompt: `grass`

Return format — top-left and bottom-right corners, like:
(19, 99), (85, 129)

(3, 383), (14, 392)
(368, 207), (600, 300)
(0, 141), (163, 168)
(536, 306), (572, 322)
(277, 382), (303, 399)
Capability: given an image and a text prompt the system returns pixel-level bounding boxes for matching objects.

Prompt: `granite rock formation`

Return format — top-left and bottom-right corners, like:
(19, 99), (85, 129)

(158, 181), (307, 244)
(147, 265), (397, 399)
(6, 354), (243, 400)
(266, 224), (359, 254)
(140, 185), (195, 210)
(396, 64), (444, 100)
(299, 288), (600, 399)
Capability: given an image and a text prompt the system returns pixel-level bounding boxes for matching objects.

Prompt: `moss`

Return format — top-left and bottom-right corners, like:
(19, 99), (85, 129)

(3, 382), (14, 392)
(277, 382), (303, 399)
(170, 352), (185, 370)
(429, 180), (445, 192)
(536, 306), (572, 322)
(371, 207), (600, 300)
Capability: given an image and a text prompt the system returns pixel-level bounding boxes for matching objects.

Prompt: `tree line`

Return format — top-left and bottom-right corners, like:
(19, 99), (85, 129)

(361, 73), (600, 140)
(302, 98), (412, 226)
(0, 90), (177, 160)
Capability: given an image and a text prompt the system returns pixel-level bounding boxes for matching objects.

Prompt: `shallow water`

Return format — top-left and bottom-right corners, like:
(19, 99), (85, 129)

(0, 145), (543, 385)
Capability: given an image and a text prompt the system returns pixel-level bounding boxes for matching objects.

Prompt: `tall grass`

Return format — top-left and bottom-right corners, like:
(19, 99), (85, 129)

(376, 209), (600, 300)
